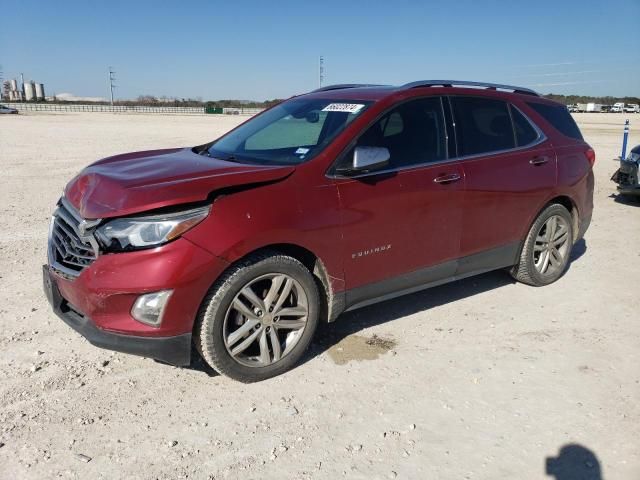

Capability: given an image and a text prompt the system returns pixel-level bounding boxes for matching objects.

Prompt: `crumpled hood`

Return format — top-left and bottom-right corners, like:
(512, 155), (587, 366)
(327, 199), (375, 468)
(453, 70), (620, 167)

(64, 148), (295, 219)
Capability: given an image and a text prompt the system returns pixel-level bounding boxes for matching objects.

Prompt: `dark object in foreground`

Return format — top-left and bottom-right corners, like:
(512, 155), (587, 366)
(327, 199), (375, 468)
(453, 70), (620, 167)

(611, 144), (640, 197)
(546, 443), (602, 480)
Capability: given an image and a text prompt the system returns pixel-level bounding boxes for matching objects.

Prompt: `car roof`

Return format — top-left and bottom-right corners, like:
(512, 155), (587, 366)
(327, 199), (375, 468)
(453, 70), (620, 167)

(302, 80), (545, 103)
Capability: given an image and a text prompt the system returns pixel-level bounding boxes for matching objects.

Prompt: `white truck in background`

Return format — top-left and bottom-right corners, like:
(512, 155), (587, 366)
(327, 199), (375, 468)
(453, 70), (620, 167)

(624, 104), (640, 113)
(577, 103), (603, 112)
(611, 102), (625, 113)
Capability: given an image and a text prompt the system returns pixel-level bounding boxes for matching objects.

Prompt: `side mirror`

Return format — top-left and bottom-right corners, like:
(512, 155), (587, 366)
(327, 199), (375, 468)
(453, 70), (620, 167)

(339, 146), (389, 175)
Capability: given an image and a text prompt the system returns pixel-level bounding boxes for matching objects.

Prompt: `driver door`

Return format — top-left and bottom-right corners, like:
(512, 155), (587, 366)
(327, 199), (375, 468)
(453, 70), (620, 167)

(332, 97), (465, 305)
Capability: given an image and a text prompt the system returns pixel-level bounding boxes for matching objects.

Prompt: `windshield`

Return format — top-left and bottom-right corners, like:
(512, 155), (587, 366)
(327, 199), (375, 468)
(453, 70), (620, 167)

(207, 98), (372, 165)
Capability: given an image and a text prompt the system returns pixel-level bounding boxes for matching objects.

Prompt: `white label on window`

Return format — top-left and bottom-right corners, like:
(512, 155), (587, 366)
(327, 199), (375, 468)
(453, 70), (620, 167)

(322, 103), (365, 114)
(295, 147), (310, 155)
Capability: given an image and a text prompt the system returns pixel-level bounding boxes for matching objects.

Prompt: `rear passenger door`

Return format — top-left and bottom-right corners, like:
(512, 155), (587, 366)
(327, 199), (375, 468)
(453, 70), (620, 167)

(450, 96), (556, 266)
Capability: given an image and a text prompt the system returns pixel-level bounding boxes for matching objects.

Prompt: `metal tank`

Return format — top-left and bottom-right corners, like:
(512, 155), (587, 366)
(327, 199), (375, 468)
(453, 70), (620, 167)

(24, 81), (36, 101)
(35, 83), (45, 100)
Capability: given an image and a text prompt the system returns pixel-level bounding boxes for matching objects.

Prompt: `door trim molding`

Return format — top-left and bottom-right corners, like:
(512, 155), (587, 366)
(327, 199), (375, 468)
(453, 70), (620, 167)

(340, 242), (520, 313)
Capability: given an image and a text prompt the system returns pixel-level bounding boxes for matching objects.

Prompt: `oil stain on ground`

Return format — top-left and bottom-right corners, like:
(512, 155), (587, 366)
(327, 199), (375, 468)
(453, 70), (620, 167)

(326, 334), (397, 365)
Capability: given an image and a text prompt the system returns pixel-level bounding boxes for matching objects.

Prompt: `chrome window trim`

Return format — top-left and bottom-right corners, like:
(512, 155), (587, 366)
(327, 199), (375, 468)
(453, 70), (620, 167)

(327, 100), (547, 180)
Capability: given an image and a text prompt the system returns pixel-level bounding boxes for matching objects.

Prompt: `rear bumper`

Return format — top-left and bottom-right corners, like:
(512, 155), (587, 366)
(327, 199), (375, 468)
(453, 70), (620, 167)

(44, 264), (192, 366)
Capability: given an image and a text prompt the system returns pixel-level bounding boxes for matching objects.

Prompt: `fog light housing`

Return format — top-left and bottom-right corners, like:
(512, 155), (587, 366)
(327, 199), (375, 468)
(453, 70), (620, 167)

(131, 290), (173, 327)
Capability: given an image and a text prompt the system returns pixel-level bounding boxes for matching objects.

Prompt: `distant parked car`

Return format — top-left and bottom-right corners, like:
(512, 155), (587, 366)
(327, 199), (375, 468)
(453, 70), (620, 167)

(44, 80), (595, 381)
(0, 104), (18, 114)
(611, 103), (625, 113)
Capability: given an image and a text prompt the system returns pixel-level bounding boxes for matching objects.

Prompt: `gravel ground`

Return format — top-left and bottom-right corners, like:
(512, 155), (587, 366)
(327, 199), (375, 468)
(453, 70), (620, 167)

(0, 112), (638, 480)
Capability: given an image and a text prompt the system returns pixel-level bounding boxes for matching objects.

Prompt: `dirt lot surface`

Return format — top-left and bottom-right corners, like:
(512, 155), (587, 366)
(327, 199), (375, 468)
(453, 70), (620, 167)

(1, 112), (638, 479)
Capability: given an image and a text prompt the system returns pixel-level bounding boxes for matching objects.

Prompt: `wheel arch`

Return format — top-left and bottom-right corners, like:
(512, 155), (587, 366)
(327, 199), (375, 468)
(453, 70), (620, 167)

(515, 194), (580, 265)
(223, 243), (342, 323)
(545, 195), (580, 243)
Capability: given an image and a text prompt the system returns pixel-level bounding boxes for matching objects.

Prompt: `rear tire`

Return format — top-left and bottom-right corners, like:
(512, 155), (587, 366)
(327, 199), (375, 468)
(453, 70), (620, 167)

(511, 204), (574, 286)
(194, 251), (319, 383)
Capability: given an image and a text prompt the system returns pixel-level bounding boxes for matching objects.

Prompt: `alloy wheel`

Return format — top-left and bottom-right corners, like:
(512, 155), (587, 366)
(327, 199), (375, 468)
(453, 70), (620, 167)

(533, 215), (571, 276)
(223, 273), (309, 367)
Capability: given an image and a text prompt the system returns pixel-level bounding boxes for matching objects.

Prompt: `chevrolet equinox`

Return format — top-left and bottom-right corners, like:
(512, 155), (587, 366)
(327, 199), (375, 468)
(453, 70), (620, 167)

(44, 80), (594, 382)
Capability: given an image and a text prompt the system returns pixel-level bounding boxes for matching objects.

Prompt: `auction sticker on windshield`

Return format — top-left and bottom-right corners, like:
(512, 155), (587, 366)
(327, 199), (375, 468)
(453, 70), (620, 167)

(322, 103), (365, 114)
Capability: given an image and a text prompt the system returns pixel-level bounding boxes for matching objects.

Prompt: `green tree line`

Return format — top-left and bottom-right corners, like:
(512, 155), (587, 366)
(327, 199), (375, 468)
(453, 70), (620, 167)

(543, 94), (640, 105)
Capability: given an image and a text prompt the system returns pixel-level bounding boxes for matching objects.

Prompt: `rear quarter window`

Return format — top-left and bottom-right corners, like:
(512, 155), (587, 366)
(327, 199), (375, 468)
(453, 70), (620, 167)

(527, 102), (583, 140)
(510, 105), (539, 146)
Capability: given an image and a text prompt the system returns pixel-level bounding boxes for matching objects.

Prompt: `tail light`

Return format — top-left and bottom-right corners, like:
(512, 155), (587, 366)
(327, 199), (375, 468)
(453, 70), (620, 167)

(585, 147), (596, 167)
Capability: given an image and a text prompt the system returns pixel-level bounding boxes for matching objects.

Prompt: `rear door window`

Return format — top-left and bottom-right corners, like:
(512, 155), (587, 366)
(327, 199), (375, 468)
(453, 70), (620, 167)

(451, 97), (515, 156)
(526, 102), (583, 140)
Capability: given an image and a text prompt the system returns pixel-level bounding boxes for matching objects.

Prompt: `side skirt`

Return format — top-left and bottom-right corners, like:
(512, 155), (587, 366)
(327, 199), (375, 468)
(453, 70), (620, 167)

(342, 242), (520, 313)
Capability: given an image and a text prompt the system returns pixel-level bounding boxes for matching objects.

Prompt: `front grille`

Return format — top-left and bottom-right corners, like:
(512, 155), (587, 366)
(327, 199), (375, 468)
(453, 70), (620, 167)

(49, 199), (100, 277)
(618, 162), (638, 186)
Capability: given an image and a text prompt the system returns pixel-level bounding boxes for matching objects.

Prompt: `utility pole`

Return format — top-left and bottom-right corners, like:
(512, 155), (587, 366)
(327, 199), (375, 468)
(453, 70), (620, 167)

(319, 56), (324, 88)
(108, 67), (116, 106)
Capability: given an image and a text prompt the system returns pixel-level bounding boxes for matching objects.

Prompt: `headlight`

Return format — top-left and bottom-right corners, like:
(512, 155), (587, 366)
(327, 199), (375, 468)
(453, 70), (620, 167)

(96, 205), (210, 250)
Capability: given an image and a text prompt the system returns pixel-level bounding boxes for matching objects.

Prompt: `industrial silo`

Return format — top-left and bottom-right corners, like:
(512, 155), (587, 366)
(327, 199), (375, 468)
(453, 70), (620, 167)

(24, 81), (36, 101)
(35, 83), (45, 100)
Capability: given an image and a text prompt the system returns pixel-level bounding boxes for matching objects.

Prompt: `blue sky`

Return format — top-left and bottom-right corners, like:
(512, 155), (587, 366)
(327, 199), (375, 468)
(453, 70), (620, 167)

(1, 0), (639, 100)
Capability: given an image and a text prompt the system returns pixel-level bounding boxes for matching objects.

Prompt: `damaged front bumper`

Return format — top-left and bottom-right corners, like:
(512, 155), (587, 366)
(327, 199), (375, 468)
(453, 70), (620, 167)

(43, 265), (193, 366)
(612, 160), (640, 196)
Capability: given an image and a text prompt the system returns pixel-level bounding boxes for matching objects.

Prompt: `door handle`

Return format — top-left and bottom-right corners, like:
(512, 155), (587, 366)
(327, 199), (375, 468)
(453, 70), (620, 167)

(529, 156), (549, 166)
(433, 173), (461, 184)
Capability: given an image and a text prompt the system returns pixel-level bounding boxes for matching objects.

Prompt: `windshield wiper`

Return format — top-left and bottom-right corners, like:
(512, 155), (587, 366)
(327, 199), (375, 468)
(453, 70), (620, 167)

(200, 148), (241, 163)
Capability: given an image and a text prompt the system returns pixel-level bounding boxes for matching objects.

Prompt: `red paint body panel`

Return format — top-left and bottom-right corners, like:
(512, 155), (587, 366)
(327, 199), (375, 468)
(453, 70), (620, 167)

(460, 144), (557, 256)
(335, 161), (465, 288)
(183, 170), (346, 293)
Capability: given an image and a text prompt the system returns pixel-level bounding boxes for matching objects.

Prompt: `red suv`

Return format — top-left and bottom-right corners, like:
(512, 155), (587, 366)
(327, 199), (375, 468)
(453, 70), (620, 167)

(44, 80), (594, 382)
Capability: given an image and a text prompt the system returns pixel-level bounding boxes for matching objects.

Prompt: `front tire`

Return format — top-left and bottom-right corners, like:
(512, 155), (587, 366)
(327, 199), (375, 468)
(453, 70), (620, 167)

(511, 204), (574, 286)
(194, 252), (319, 382)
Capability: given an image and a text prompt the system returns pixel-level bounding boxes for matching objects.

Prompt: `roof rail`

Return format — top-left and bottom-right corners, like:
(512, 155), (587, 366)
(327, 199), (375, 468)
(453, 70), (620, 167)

(402, 80), (539, 96)
(312, 83), (386, 93)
